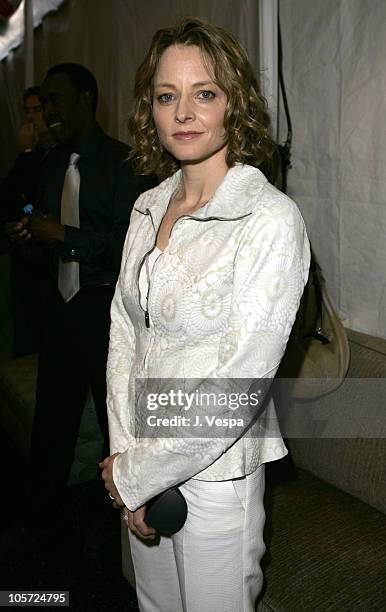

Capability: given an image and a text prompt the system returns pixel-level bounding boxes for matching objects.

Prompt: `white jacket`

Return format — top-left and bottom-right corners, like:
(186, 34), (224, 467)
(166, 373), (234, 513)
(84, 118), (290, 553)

(107, 164), (310, 511)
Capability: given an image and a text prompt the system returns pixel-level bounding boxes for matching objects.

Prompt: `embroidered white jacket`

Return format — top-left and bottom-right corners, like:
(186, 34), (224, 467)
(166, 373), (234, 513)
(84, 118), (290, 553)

(107, 164), (310, 511)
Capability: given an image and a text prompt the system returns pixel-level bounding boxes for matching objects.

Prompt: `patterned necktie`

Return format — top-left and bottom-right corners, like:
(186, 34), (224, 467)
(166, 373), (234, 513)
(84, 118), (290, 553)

(58, 153), (80, 302)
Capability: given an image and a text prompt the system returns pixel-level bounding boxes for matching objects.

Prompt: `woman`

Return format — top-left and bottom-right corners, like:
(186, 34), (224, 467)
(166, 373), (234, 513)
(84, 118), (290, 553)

(101, 17), (310, 612)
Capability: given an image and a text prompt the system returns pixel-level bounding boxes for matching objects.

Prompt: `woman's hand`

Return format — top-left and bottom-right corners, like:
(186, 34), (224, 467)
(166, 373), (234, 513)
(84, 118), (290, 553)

(100, 453), (156, 540)
(123, 505), (156, 541)
(99, 453), (125, 508)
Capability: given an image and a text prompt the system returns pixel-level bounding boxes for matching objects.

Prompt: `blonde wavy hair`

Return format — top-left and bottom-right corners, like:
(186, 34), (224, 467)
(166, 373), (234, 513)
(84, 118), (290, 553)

(128, 17), (276, 177)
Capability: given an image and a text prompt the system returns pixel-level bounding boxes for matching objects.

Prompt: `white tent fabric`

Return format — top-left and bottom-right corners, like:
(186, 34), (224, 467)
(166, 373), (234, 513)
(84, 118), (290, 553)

(0, 0), (64, 61)
(279, 0), (386, 338)
(259, 0), (278, 139)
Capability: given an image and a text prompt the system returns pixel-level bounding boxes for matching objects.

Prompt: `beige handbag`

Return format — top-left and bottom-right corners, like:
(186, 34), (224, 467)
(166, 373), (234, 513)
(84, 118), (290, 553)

(277, 253), (350, 400)
(271, 36), (350, 400)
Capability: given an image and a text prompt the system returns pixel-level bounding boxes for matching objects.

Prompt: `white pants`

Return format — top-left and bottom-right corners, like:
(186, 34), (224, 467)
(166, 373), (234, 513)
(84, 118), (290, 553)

(128, 465), (266, 612)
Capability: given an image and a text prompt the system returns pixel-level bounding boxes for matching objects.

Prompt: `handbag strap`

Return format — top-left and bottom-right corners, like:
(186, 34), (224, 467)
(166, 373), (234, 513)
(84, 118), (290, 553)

(303, 253), (330, 345)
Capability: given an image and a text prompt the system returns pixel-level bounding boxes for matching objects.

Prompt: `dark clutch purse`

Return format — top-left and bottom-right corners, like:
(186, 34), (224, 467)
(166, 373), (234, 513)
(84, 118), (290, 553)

(144, 487), (187, 535)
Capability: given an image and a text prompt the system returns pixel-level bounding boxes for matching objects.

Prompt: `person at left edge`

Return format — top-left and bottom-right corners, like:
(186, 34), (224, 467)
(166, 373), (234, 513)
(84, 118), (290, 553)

(6, 63), (157, 526)
(0, 86), (53, 356)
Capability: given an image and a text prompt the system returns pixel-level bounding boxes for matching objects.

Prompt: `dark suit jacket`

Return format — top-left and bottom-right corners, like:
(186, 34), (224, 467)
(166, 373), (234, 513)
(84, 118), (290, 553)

(36, 123), (156, 288)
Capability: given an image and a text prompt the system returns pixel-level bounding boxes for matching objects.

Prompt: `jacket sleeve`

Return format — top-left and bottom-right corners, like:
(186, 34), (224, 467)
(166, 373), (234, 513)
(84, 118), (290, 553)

(112, 196), (311, 510)
(106, 229), (137, 453)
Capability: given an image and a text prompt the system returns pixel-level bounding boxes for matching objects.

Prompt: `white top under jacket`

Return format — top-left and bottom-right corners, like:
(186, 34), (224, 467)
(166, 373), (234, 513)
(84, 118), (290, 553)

(107, 164), (310, 511)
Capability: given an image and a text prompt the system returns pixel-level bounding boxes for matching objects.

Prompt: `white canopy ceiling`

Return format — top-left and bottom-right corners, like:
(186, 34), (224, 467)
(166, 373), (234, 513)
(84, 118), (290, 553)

(0, 0), (64, 61)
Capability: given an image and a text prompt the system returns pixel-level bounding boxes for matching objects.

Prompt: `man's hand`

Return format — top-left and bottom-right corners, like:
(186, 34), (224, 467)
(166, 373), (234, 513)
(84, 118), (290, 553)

(28, 214), (65, 245)
(19, 122), (38, 151)
(5, 218), (31, 245)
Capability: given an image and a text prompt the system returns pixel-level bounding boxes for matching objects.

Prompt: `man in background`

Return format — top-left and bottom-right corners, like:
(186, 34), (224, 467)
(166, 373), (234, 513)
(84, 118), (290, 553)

(4, 63), (156, 554)
(20, 86), (52, 151)
(1, 86), (52, 221)
(1, 86), (53, 356)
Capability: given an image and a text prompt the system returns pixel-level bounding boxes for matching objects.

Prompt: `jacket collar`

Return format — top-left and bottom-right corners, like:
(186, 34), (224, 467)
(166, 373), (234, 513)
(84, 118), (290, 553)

(77, 122), (106, 159)
(135, 164), (268, 223)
